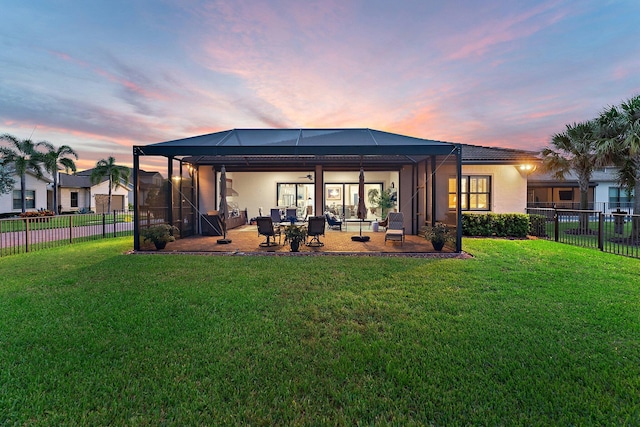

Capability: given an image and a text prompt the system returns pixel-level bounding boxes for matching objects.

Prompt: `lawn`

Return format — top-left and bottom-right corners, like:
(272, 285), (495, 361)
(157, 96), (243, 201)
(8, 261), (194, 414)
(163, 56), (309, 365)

(0, 238), (638, 425)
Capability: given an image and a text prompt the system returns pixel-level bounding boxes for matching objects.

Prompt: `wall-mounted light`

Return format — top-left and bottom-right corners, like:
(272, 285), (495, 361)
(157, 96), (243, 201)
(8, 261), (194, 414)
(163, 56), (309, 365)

(517, 164), (537, 176)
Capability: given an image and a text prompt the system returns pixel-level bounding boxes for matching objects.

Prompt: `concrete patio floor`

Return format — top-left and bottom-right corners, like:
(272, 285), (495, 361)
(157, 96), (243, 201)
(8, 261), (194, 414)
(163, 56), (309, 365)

(139, 225), (462, 257)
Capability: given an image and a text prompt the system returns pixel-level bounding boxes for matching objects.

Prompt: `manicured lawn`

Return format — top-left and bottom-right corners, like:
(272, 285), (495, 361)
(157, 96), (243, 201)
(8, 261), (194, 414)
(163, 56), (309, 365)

(0, 213), (133, 232)
(1, 238), (638, 425)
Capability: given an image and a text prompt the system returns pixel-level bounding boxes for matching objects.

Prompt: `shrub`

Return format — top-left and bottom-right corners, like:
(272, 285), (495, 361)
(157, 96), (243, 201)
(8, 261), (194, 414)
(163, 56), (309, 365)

(461, 213), (530, 237)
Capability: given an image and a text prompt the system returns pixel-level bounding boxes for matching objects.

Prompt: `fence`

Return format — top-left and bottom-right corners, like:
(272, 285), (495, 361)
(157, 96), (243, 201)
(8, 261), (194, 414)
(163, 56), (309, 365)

(527, 208), (640, 259)
(527, 202), (635, 215)
(0, 211), (134, 257)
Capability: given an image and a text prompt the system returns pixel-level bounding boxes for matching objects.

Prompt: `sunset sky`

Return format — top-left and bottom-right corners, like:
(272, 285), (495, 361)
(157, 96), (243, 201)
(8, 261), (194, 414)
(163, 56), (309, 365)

(2, 0), (639, 170)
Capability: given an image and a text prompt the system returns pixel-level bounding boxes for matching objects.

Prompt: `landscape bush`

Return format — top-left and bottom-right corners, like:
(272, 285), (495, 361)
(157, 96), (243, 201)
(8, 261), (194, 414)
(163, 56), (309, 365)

(461, 213), (530, 237)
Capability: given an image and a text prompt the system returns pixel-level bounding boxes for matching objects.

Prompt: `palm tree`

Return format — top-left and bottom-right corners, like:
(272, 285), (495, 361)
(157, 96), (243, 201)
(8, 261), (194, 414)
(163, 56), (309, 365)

(540, 120), (600, 233)
(0, 134), (45, 212)
(596, 94), (640, 239)
(39, 142), (78, 215)
(0, 164), (16, 194)
(90, 157), (130, 214)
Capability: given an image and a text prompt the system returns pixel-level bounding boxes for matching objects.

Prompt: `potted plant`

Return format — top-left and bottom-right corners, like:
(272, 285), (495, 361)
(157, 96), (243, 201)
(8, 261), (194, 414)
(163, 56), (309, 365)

(368, 188), (396, 219)
(423, 222), (454, 251)
(283, 223), (307, 252)
(140, 223), (179, 250)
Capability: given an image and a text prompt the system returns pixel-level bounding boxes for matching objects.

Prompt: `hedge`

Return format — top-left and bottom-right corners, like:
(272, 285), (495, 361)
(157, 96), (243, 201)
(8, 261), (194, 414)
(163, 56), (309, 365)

(461, 213), (531, 237)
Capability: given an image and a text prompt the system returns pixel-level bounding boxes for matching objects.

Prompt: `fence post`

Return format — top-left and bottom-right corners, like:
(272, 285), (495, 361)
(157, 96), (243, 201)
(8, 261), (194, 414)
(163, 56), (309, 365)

(598, 213), (604, 251)
(102, 213), (106, 238)
(554, 209), (559, 242)
(25, 218), (30, 253)
(69, 215), (73, 244)
(113, 210), (117, 237)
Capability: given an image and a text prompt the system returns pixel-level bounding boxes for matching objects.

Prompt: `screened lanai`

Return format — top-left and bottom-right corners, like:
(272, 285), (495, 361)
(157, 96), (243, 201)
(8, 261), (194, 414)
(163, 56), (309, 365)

(133, 128), (462, 253)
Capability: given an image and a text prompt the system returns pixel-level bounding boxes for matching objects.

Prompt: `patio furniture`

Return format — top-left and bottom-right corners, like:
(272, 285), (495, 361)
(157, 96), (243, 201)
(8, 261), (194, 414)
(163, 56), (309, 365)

(306, 216), (326, 247)
(325, 212), (342, 230)
(270, 208), (283, 225)
(384, 212), (404, 245)
(285, 208), (298, 222)
(257, 216), (281, 247)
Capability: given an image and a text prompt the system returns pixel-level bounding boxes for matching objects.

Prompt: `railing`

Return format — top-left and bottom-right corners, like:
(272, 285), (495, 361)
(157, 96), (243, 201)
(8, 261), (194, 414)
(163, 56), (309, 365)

(0, 210), (134, 257)
(526, 208), (640, 259)
(527, 202), (634, 214)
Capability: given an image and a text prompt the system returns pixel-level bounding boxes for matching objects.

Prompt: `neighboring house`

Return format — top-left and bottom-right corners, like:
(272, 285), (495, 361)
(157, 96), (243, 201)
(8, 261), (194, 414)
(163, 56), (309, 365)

(0, 169), (52, 216)
(58, 169), (132, 214)
(527, 166), (635, 214)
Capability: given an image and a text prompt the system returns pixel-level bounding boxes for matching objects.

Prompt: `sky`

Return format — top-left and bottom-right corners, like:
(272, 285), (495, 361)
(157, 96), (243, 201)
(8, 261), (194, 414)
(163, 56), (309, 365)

(1, 0), (639, 170)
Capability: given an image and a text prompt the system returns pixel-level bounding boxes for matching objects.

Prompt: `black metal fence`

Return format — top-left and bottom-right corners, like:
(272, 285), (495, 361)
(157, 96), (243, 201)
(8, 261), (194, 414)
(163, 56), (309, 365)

(527, 208), (640, 259)
(0, 211), (134, 257)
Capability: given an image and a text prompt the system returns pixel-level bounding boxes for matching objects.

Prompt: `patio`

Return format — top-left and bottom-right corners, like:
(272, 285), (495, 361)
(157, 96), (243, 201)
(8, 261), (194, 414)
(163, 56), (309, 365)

(141, 224), (459, 256)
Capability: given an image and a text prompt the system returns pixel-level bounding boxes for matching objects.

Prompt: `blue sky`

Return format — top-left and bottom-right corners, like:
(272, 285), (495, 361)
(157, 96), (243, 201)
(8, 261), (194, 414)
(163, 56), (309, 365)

(1, 0), (639, 169)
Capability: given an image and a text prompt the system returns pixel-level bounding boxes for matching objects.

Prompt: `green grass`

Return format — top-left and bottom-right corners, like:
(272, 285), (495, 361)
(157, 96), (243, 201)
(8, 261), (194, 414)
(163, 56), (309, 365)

(1, 238), (638, 425)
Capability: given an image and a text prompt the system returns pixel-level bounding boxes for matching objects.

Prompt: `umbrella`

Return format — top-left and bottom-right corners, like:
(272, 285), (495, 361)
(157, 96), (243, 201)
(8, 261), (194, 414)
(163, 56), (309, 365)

(352, 167), (370, 242)
(217, 165), (232, 244)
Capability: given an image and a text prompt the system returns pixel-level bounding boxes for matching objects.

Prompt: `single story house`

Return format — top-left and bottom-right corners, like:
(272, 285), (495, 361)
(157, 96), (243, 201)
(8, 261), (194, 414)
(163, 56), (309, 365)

(133, 128), (465, 252)
(0, 169), (52, 216)
(58, 169), (131, 214)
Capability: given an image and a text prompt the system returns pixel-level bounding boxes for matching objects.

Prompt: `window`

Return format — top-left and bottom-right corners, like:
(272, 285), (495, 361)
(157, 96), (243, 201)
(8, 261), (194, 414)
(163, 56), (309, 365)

(13, 190), (35, 210)
(449, 176), (491, 211)
(609, 187), (633, 209)
(71, 191), (79, 208)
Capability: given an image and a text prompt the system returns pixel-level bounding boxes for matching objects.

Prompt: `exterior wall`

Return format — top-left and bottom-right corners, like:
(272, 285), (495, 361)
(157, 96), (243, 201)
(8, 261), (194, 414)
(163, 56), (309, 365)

(59, 187), (92, 212)
(90, 180), (130, 212)
(0, 173), (50, 214)
(462, 164), (528, 213)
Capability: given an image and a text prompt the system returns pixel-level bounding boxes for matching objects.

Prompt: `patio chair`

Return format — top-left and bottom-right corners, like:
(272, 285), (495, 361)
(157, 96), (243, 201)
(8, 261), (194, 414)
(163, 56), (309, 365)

(285, 208), (298, 222)
(306, 216), (326, 247)
(257, 216), (281, 247)
(270, 208), (282, 225)
(384, 212), (404, 245)
(325, 212), (342, 231)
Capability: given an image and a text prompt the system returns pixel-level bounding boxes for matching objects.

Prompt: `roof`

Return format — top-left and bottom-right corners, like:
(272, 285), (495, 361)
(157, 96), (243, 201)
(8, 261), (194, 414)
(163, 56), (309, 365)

(59, 173), (91, 188)
(460, 144), (540, 164)
(135, 128), (460, 157)
(528, 167), (621, 186)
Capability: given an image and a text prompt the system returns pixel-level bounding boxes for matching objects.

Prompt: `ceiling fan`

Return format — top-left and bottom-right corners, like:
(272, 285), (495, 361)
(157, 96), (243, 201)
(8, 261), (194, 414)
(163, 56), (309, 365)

(298, 174), (313, 180)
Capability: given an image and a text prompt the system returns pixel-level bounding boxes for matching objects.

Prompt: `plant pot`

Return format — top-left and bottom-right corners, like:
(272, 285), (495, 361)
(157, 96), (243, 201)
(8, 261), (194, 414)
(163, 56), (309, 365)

(290, 240), (301, 252)
(431, 240), (445, 251)
(154, 241), (167, 250)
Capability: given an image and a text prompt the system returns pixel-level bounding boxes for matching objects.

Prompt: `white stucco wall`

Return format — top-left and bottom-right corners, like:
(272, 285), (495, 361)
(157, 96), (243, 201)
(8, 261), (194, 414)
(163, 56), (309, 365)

(462, 164), (528, 213)
(90, 181), (130, 211)
(0, 173), (50, 214)
(59, 187), (92, 211)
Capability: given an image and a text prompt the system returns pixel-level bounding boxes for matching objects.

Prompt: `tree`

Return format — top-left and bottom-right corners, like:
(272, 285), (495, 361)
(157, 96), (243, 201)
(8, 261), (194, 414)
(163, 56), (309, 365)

(0, 134), (45, 212)
(0, 164), (16, 194)
(540, 120), (600, 233)
(597, 94), (640, 240)
(90, 157), (130, 213)
(39, 142), (78, 215)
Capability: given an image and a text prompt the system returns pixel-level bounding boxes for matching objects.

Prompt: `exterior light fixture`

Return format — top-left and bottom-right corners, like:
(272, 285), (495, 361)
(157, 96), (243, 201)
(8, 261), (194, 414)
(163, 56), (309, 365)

(517, 164), (537, 176)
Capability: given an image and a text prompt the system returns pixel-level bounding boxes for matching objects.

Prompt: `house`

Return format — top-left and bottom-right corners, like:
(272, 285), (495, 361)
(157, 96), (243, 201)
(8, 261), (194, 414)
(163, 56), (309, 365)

(0, 169), (52, 216)
(132, 128), (545, 252)
(58, 169), (131, 214)
(527, 166), (635, 214)
(133, 128), (464, 251)
(459, 144), (540, 214)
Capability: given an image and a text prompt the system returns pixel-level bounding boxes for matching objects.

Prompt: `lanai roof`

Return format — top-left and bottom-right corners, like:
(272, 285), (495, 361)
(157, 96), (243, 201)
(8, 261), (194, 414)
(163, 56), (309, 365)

(135, 128), (460, 158)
